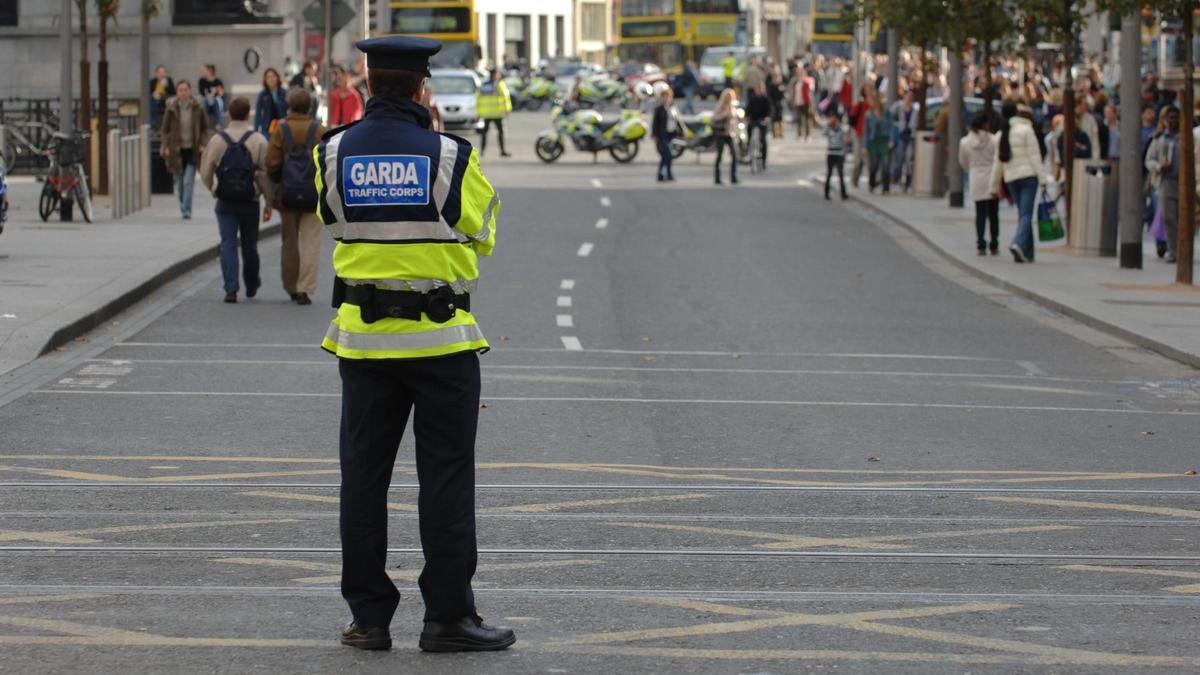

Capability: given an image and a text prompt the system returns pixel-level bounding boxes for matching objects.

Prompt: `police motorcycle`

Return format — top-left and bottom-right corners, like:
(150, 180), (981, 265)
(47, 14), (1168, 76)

(667, 104), (750, 162)
(515, 76), (557, 111)
(534, 101), (647, 164)
(577, 76), (637, 111)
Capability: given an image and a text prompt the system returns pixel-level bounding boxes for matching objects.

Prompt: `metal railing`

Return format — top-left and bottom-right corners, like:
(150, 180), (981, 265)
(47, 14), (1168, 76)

(0, 98), (141, 174)
(108, 125), (152, 219)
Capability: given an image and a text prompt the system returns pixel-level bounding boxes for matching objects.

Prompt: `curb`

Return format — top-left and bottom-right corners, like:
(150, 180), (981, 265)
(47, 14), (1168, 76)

(847, 192), (1200, 370)
(37, 223), (282, 357)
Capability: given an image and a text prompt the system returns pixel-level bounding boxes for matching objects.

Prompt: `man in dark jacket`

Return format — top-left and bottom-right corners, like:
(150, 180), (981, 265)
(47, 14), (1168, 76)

(746, 83), (772, 169)
(652, 88), (681, 182)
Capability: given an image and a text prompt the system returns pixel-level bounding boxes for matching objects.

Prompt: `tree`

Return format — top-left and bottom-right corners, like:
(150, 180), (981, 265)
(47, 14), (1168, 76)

(94, 0), (118, 196)
(1018, 0), (1096, 231)
(76, 0), (90, 165)
(1097, 0), (1195, 284)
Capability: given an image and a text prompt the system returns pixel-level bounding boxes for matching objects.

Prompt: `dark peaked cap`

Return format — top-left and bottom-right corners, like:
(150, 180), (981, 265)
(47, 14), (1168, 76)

(355, 36), (442, 75)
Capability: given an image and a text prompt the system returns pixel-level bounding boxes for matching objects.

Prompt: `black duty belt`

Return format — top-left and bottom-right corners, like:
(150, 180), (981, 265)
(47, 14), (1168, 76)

(333, 278), (469, 324)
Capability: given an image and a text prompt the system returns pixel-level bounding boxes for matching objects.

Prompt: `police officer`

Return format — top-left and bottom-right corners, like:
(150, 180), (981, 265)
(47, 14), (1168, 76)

(476, 69), (512, 158)
(315, 36), (513, 653)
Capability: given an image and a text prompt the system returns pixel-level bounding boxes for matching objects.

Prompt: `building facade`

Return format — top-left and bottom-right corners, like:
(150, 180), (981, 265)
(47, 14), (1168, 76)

(0, 1), (324, 102)
(473, 0), (574, 71)
(574, 0), (612, 66)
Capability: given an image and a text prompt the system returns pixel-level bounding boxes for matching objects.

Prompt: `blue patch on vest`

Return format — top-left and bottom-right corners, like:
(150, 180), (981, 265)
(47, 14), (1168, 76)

(342, 154), (431, 207)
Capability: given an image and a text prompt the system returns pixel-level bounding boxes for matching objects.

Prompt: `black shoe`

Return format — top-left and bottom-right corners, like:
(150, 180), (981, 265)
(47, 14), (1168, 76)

(715, 178), (723, 185)
(223, 292), (237, 304)
(990, 242), (1000, 255)
(419, 615), (516, 653)
(657, 176), (666, 182)
(289, 293), (301, 301)
(246, 278), (261, 298)
(977, 246), (987, 256)
(295, 293), (312, 306)
(824, 193), (831, 200)
(500, 151), (512, 158)
(340, 622), (392, 651)
(731, 177), (739, 184)
(1156, 241), (1167, 258)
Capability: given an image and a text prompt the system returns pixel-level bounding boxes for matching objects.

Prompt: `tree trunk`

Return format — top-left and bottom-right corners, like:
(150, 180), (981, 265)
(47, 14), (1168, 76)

(97, 17), (109, 196)
(1177, 8), (1195, 285)
(983, 43), (995, 126)
(917, 46), (929, 131)
(948, 49), (965, 207)
(76, 3), (90, 186)
(1061, 61), (1075, 231)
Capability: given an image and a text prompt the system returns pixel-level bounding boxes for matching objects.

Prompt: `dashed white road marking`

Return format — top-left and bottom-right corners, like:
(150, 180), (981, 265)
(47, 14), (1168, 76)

(557, 296), (573, 308)
(600, 196), (611, 207)
(596, 218), (609, 230)
(561, 336), (584, 351)
(560, 279), (576, 290)
(577, 242), (594, 257)
(591, 178), (603, 188)
(556, 315), (575, 328)
(1018, 361), (1048, 377)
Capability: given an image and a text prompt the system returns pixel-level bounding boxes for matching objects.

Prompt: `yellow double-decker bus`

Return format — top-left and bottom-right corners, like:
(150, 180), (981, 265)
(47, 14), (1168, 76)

(810, 0), (877, 60)
(617, 0), (738, 73)
(387, 1), (478, 69)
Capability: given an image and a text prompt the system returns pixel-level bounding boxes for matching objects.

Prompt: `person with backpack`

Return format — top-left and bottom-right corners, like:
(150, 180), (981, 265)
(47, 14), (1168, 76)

(267, 89), (327, 306)
(200, 97), (273, 303)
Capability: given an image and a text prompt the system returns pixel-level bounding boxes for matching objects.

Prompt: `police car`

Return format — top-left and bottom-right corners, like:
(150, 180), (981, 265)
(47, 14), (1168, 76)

(428, 68), (482, 130)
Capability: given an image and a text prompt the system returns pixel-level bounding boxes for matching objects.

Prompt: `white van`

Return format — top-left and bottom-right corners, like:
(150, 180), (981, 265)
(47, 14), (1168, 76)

(698, 46), (767, 99)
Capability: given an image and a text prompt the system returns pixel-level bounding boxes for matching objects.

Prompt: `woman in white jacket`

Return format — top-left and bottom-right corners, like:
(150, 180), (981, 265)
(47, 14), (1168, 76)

(959, 111), (1000, 255)
(990, 100), (1047, 263)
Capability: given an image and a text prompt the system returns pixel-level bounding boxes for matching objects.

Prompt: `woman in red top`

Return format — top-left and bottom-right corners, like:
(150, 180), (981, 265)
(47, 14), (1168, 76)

(849, 82), (873, 187)
(327, 67), (364, 128)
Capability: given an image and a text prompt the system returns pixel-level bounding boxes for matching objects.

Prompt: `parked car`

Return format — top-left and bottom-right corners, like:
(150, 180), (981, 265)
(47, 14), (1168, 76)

(428, 69), (482, 130)
(552, 62), (607, 97)
(614, 62), (666, 92)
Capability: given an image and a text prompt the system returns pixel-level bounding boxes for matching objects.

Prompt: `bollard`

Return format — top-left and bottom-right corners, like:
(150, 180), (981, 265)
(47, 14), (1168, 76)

(140, 124), (151, 209)
(108, 129), (121, 219)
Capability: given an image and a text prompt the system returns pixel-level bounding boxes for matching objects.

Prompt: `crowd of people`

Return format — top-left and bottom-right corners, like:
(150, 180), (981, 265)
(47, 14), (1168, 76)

(149, 58), (368, 304)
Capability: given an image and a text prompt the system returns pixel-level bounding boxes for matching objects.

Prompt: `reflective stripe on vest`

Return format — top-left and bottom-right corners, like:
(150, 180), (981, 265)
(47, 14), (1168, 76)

(339, 220), (469, 243)
(341, 277), (478, 294)
(320, 129), (348, 240)
(323, 321), (486, 353)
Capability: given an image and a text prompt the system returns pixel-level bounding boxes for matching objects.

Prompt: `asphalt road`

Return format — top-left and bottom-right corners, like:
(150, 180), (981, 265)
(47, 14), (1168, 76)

(1, 110), (1199, 674)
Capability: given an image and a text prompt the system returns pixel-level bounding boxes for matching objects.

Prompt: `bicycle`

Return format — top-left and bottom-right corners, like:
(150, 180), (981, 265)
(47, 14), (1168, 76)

(39, 130), (93, 223)
(748, 122), (767, 175)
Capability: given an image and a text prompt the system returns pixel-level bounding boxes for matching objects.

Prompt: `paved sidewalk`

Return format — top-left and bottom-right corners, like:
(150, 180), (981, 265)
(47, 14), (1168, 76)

(0, 176), (278, 375)
(848, 186), (1200, 367)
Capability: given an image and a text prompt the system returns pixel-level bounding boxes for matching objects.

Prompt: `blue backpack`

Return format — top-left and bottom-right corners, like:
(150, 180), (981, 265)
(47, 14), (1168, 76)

(279, 121), (319, 211)
(215, 131), (257, 203)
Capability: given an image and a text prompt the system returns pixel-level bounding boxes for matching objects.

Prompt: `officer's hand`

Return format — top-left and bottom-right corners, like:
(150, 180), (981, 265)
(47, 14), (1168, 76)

(262, 206), (273, 223)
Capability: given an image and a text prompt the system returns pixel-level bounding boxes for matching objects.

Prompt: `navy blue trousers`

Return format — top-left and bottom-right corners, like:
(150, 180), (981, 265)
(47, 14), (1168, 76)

(338, 352), (480, 626)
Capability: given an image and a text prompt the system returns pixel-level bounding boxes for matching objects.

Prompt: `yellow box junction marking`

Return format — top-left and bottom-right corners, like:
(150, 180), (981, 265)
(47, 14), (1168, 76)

(604, 521), (1077, 551)
(978, 496), (1200, 520)
(0, 455), (1180, 488)
(241, 489), (711, 515)
(1060, 565), (1200, 594)
(545, 597), (1200, 667)
(214, 556), (601, 585)
(0, 614), (328, 648)
(0, 519), (299, 545)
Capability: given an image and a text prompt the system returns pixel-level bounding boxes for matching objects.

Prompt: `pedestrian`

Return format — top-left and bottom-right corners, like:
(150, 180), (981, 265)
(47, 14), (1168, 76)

(1145, 107), (1182, 264)
(849, 83), (872, 187)
(791, 68), (814, 139)
(159, 80), (210, 220)
(678, 61), (699, 115)
(255, 67), (288, 137)
(315, 35), (514, 654)
(290, 61), (323, 116)
(891, 89), (919, 191)
(720, 52), (737, 90)
(713, 88), (740, 185)
(267, 88), (327, 306)
(328, 66), (365, 128)
(960, 111), (1000, 255)
(1104, 103), (1120, 162)
(991, 100), (1047, 263)
(476, 69), (512, 158)
(768, 65), (786, 139)
(148, 65), (175, 127)
(652, 87), (680, 182)
(198, 64), (226, 129)
(746, 83), (771, 169)
(865, 94), (892, 195)
(199, 97), (272, 303)
(822, 112), (850, 200)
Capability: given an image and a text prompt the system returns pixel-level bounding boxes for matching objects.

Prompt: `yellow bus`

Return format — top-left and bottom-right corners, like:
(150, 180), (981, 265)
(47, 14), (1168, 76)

(810, 0), (877, 60)
(617, 0), (738, 73)
(388, 1), (478, 69)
